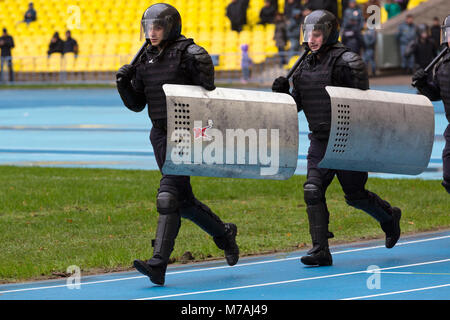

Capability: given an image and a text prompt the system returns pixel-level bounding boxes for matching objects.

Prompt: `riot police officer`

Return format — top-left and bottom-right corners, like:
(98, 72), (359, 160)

(116, 3), (239, 285)
(413, 15), (450, 194)
(272, 10), (402, 266)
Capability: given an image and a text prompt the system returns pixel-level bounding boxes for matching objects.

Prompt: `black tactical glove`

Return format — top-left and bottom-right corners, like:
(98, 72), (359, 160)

(412, 68), (428, 87)
(116, 64), (136, 83)
(272, 76), (290, 94)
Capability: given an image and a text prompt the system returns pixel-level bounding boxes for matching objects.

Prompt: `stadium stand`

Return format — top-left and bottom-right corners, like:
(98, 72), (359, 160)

(0, 0), (431, 77)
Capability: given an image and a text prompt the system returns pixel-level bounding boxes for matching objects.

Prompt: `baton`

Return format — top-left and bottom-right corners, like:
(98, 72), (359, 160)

(116, 42), (147, 82)
(412, 46), (449, 87)
(286, 48), (310, 80)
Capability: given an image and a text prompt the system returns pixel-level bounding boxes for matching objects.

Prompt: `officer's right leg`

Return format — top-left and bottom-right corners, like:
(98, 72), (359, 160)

(300, 172), (333, 266)
(300, 136), (334, 266)
(133, 190), (181, 286)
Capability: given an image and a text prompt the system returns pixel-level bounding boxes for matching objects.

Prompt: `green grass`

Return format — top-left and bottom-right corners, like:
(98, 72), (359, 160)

(0, 165), (449, 283)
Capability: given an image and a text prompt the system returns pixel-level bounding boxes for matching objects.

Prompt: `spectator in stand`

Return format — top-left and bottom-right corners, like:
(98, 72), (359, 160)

(273, 12), (287, 66)
(342, 0), (364, 31)
(284, 0), (302, 20)
(47, 32), (64, 57)
(406, 24), (438, 73)
(286, 8), (302, 59)
(240, 44), (253, 84)
(342, 18), (365, 55)
(63, 30), (79, 57)
(0, 28), (14, 83)
(24, 2), (37, 24)
(362, 23), (377, 76)
(384, 0), (401, 20)
(304, 0), (338, 18)
(397, 14), (416, 74)
(431, 17), (442, 49)
(226, 0), (250, 33)
(258, 0), (277, 25)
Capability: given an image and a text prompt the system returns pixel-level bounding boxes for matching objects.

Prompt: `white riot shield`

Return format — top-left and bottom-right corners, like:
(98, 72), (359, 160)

(161, 84), (299, 180)
(318, 86), (435, 175)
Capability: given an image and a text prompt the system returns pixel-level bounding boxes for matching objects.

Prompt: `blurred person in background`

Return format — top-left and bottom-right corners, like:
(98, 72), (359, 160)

(362, 23), (377, 76)
(341, 15), (365, 55)
(342, 0), (364, 31)
(273, 12), (288, 66)
(406, 24), (438, 73)
(397, 14), (416, 74)
(24, 2), (37, 24)
(240, 43), (253, 83)
(258, 0), (277, 25)
(0, 28), (14, 83)
(284, 0), (302, 20)
(287, 8), (302, 59)
(226, 0), (250, 32)
(63, 30), (79, 57)
(47, 32), (64, 57)
(431, 17), (443, 49)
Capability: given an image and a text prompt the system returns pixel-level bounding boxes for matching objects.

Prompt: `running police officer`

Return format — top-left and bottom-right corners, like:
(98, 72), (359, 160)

(272, 10), (402, 266)
(413, 15), (450, 194)
(115, 3), (239, 285)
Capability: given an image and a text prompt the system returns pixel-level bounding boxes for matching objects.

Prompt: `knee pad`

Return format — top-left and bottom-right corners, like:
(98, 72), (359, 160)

(156, 192), (179, 215)
(303, 183), (323, 206)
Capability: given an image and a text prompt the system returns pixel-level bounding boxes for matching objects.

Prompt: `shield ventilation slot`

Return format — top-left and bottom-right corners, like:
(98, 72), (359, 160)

(333, 104), (351, 154)
(173, 102), (191, 157)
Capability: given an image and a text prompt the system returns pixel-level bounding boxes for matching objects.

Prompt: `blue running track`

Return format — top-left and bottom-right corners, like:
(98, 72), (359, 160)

(0, 230), (449, 300)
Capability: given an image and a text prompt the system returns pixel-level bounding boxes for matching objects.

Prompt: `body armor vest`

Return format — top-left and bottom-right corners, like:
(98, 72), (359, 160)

(137, 38), (194, 120)
(293, 45), (348, 138)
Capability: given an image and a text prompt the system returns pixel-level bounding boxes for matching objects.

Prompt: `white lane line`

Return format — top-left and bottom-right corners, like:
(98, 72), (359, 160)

(136, 259), (450, 300)
(342, 283), (450, 300)
(1, 234), (449, 295)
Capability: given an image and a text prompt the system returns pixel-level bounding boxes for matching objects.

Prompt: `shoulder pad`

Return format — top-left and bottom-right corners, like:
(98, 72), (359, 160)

(186, 43), (214, 65)
(336, 51), (369, 89)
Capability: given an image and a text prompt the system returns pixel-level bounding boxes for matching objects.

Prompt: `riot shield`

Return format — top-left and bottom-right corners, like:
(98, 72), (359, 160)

(161, 84), (299, 180)
(318, 86), (435, 175)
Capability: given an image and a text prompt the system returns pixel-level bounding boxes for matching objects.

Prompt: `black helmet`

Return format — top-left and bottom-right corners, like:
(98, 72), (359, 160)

(300, 10), (339, 50)
(441, 15), (450, 46)
(140, 3), (182, 42)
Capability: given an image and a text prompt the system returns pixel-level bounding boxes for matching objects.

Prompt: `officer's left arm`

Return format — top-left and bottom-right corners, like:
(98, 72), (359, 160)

(333, 51), (369, 90)
(182, 44), (216, 91)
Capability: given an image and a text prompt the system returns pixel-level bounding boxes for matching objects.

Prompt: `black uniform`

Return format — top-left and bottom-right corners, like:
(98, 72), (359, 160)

(413, 50), (450, 193)
(273, 41), (401, 266)
(116, 25), (239, 284)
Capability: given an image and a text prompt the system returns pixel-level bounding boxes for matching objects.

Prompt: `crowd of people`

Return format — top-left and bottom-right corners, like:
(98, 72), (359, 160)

(231, 0), (441, 77)
(0, 2), (80, 83)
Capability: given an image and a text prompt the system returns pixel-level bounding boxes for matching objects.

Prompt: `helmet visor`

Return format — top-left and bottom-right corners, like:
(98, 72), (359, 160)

(140, 18), (172, 41)
(441, 26), (450, 45)
(300, 24), (331, 47)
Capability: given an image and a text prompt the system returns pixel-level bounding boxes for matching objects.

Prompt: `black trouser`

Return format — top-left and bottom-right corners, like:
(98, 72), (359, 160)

(306, 134), (369, 198)
(443, 124), (450, 190)
(304, 134), (394, 241)
(149, 125), (227, 259)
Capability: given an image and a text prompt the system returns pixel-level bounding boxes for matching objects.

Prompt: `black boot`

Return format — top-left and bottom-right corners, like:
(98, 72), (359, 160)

(181, 198), (239, 266)
(213, 223), (240, 266)
(346, 191), (401, 249)
(133, 213), (181, 285)
(380, 207), (402, 249)
(301, 203), (333, 266)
